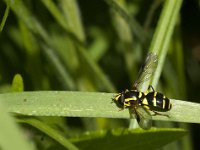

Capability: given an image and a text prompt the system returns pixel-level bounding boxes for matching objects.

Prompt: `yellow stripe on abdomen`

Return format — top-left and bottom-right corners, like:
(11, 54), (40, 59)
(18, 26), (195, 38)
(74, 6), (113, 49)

(142, 98), (148, 105)
(153, 97), (157, 107)
(162, 99), (165, 109)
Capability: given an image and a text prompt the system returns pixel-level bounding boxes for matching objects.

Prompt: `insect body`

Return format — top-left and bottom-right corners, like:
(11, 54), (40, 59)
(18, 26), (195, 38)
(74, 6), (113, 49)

(113, 89), (152, 129)
(142, 86), (172, 113)
(113, 52), (172, 130)
(113, 87), (172, 129)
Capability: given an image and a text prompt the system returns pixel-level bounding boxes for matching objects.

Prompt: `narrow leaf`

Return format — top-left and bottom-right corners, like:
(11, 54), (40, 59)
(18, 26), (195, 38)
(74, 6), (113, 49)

(11, 74), (24, 92)
(72, 128), (187, 150)
(0, 100), (35, 150)
(17, 117), (79, 150)
(0, 3), (9, 32)
(0, 91), (199, 124)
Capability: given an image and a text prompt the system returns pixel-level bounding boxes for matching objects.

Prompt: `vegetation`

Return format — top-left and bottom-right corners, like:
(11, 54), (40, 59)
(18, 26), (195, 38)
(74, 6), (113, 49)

(0, 0), (199, 149)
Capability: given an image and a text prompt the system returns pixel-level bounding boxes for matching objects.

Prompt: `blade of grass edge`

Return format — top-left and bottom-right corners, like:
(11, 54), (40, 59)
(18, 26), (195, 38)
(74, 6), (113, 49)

(0, 3), (9, 32)
(0, 100), (35, 150)
(0, 91), (199, 124)
(17, 117), (79, 150)
(149, 0), (183, 87)
(71, 128), (187, 150)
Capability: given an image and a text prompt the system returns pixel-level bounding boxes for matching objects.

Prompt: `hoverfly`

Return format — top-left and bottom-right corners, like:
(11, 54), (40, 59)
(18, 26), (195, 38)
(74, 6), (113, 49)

(113, 52), (172, 130)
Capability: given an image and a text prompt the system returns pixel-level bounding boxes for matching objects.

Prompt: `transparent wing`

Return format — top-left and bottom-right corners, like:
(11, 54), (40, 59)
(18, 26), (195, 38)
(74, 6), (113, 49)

(133, 52), (158, 89)
(130, 106), (152, 130)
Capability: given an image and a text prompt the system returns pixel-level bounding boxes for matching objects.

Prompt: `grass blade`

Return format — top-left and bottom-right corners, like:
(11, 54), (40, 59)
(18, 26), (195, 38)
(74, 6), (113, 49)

(149, 0), (183, 87)
(72, 128), (186, 150)
(17, 117), (79, 150)
(0, 100), (35, 150)
(0, 91), (199, 124)
(0, 3), (9, 32)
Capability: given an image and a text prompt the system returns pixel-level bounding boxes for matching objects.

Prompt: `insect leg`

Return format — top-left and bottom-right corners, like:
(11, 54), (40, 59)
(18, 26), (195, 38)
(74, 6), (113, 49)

(148, 85), (155, 92)
(151, 110), (169, 118)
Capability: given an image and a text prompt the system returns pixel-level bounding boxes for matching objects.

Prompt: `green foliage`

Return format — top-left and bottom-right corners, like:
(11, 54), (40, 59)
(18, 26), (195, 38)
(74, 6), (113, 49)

(0, 0), (197, 149)
(0, 91), (200, 124)
(17, 117), (186, 150)
(0, 2), (9, 32)
(11, 74), (24, 92)
(17, 117), (79, 150)
(72, 128), (186, 150)
(0, 100), (35, 150)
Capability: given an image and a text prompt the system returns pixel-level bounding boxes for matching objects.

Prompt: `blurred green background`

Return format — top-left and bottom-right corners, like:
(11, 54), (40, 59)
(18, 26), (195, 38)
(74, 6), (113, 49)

(0, 0), (200, 149)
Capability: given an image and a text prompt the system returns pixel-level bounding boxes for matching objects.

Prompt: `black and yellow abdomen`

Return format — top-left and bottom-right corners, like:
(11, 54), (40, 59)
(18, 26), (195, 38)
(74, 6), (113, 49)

(142, 92), (172, 112)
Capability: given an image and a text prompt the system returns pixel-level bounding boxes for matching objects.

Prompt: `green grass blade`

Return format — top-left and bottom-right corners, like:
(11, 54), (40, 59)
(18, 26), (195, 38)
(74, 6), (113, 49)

(88, 28), (108, 62)
(72, 128), (186, 150)
(77, 46), (116, 92)
(4, 0), (114, 92)
(41, 0), (82, 74)
(41, 0), (85, 42)
(60, 0), (85, 42)
(0, 3), (9, 32)
(172, 28), (187, 98)
(41, 44), (76, 90)
(11, 74), (24, 92)
(106, 0), (145, 43)
(4, 0), (76, 90)
(41, 0), (69, 32)
(149, 0), (183, 87)
(17, 117), (79, 150)
(4, 0), (49, 41)
(41, 0), (115, 91)
(0, 100), (35, 150)
(0, 91), (200, 124)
